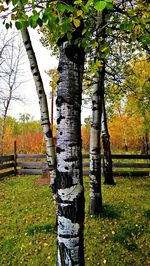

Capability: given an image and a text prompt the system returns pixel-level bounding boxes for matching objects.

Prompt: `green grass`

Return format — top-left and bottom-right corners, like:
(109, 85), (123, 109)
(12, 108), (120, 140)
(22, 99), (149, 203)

(0, 175), (150, 265)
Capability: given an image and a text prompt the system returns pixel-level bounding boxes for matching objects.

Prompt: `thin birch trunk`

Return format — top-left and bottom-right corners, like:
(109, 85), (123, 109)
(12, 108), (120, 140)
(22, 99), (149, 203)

(101, 94), (116, 185)
(21, 28), (57, 198)
(89, 74), (103, 215)
(56, 41), (85, 265)
(89, 11), (107, 215)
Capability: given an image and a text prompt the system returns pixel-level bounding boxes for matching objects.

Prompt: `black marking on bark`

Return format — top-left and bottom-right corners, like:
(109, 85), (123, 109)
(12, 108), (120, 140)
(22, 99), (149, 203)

(41, 122), (49, 126)
(58, 190), (85, 223)
(64, 156), (78, 162)
(39, 90), (42, 94)
(56, 96), (66, 107)
(92, 100), (97, 105)
(91, 124), (100, 130)
(57, 171), (73, 189)
(33, 72), (39, 76)
(92, 148), (100, 153)
(57, 65), (62, 72)
(57, 115), (65, 125)
(65, 166), (69, 170)
(68, 143), (77, 148)
(26, 47), (31, 51)
(57, 79), (61, 85)
(58, 234), (78, 238)
(24, 40), (30, 45)
(92, 107), (98, 111)
(31, 66), (36, 71)
(46, 130), (52, 138)
(60, 132), (63, 135)
(56, 147), (65, 154)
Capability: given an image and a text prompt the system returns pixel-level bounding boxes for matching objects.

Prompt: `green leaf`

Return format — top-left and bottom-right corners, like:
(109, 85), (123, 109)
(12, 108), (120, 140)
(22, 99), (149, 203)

(57, 3), (67, 12)
(67, 32), (72, 40)
(58, 3), (74, 12)
(12, 0), (19, 4)
(120, 22), (132, 31)
(15, 21), (22, 30)
(85, 0), (93, 8)
(94, 1), (107, 11)
(65, 4), (74, 12)
(106, 2), (113, 10)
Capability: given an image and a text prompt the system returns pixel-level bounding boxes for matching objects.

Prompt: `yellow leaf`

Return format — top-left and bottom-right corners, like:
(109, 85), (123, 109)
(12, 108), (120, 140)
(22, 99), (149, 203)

(92, 42), (98, 48)
(101, 47), (108, 53)
(73, 18), (81, 28)
(96, 60), (103, 67)
(77, 10), (83, 17)
(74, 0), (82, 4)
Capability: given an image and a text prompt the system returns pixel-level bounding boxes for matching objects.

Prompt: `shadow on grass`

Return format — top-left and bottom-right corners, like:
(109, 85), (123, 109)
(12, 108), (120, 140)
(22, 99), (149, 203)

(100, 204), (121, 219)
(26, 223), (55, 236)
(144, 209), (150, 218)
(112, 224), (141, 251)
(136, 184), (150, 191)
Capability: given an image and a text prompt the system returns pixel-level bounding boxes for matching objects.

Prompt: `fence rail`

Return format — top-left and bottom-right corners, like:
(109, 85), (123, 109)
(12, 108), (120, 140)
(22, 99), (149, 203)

(0, 153), (149, 179)
(0, 155), (15, 179)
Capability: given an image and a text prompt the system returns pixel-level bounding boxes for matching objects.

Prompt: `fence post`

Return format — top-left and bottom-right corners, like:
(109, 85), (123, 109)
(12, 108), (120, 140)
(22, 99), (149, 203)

(14, 140), (17, 175)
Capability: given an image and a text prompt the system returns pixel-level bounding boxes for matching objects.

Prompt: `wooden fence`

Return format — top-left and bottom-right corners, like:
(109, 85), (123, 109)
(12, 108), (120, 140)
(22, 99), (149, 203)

(0, 153), (150, 179)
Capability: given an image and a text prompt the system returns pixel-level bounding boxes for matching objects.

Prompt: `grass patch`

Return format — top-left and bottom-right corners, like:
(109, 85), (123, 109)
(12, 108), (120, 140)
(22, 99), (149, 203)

(0, 175), (149, 265)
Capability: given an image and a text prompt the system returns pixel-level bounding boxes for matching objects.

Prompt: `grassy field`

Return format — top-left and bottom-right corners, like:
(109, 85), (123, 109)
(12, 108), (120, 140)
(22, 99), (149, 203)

(0, 175), (149, 266)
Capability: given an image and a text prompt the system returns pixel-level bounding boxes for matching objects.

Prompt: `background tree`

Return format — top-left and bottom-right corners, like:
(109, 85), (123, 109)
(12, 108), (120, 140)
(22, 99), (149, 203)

(0, 28), (26, 155)
(46, 68), (58, 131)
(123, 55), (150, 154)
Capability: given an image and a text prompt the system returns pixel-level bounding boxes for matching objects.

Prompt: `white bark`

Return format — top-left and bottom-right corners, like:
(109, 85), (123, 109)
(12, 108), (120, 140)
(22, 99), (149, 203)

(89, 76), (102, 215)
(56, 41), (85, 265)
(21, 28), (57, 195)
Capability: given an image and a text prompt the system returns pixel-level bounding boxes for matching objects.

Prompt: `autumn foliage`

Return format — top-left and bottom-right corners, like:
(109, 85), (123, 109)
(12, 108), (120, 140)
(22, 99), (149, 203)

(1, 116), (149, 155)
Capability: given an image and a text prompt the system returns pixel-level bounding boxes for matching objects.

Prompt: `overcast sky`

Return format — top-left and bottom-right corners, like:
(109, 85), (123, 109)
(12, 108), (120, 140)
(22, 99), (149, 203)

(8, 28), (58, 121)
(6, 27), (91, 123)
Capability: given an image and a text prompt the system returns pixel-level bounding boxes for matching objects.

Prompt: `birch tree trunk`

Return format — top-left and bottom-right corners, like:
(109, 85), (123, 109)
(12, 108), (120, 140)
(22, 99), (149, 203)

(56, 41), (85, 265)
(89, 74), (103, 215)
(89, 11), (107, 215)
(21, 28), (57, 197)
(101, 94), (116, 185)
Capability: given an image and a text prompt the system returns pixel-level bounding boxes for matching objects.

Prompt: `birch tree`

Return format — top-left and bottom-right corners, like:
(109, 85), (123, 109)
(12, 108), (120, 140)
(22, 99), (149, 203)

(101, 92), (115, 185)
(56, 40), (85, 265)
(20, 28), (57, 200)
